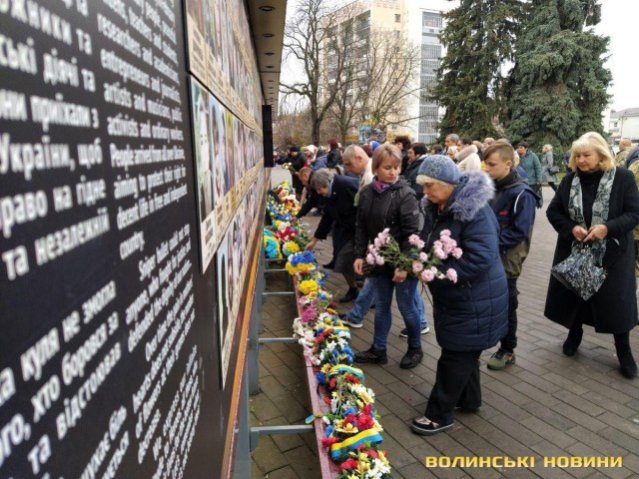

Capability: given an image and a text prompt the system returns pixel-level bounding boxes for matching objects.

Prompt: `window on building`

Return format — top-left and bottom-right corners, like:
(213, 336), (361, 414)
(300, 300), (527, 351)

(422, 12), (442, 28)
(395, 14), (401, 23)
(341, 19), (354, 45)
(421, 59), (439, 74)
(419, 133), (438, 143)
(422, 44), (442, 59)
(421, 33), (439, 45)
(420, 78), (437, 93)
(356, 12), (370, 31)
(419, 106), (439, 118)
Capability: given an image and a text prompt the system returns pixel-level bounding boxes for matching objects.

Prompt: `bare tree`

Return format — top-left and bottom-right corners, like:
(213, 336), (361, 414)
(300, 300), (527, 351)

(324, 15), (367, 144)
(325, 25), (422, 143)
(282, 1), (422, 145)
(327, 60), (360, 144)
(281, 0), (348, 145)
(273, 106), (312, 148)
(359, 29), (422, 128)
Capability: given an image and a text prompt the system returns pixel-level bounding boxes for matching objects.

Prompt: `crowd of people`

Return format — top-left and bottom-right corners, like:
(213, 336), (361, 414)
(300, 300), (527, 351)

(276, 130), (639, 437)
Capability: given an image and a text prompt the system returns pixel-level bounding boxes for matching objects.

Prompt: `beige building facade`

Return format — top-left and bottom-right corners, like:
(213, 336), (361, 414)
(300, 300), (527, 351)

(323, 0), (456, 144)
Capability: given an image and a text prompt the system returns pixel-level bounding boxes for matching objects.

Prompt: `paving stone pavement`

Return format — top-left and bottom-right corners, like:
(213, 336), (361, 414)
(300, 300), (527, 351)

(251, 187), (639, 479)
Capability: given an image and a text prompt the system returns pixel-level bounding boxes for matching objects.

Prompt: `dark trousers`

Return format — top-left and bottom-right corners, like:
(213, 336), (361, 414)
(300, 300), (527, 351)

(425, 349), (482, 425)
(500, 278), (518, 352)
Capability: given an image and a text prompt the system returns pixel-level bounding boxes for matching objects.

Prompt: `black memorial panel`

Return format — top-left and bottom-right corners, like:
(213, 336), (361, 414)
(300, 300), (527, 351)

(0, 1), (218, 477)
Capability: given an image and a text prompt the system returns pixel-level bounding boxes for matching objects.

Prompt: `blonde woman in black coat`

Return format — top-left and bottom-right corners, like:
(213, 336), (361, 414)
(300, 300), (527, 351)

(545, 132), (639, 378)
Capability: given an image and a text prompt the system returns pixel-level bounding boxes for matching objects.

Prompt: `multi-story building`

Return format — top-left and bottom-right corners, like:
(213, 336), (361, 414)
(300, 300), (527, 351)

(609, 108), (639, 144)
(323, 0), (456, 144)
(404, 0), (453, 143)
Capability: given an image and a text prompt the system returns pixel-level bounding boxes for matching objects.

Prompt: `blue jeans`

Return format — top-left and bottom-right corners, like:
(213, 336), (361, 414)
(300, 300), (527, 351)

(371, 275), (422, 350)
(347, 279), (428, 329)
(345, 278), (375, 323)
(415, 288), (428, 329)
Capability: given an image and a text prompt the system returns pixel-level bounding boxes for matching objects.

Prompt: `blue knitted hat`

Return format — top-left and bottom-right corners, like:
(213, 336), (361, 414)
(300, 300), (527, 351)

(370, 140), (380, 152)
(416, 155), (460, 185)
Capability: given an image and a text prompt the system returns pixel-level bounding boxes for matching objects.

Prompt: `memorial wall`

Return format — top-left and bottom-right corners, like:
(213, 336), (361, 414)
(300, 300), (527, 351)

(0, 0), (267, 477)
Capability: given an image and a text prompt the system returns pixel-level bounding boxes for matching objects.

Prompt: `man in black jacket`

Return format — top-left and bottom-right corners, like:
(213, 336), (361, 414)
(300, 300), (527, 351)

(296, 167), (324, 218)
(283, 146), (307, 196)
(403, 142), (427, 199)
(305, 169), (360, 302)
(394, 135), (411, 174)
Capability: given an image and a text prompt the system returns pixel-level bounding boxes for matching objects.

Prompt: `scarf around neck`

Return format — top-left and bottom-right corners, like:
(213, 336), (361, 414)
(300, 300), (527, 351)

(568, 167), (616, 263)
(372, 178), (394, 193)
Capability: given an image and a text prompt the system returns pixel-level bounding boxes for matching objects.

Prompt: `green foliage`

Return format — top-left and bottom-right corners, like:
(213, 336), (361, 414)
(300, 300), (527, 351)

(433, 0), (522, 140)
(505, 0), (611, 152)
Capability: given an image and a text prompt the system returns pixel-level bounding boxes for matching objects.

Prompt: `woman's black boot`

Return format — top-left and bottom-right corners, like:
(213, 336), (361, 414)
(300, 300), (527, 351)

(615, 333), (637, 379)
(562, 325), (583, 357)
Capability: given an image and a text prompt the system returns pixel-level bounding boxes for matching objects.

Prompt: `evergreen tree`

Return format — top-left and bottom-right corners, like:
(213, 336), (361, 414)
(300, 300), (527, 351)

(505, 0), (611, 151)
(433, 0), (521, 140)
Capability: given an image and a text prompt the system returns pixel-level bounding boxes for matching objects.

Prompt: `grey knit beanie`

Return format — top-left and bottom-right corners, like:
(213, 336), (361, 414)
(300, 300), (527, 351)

(416, 155), (460, 185)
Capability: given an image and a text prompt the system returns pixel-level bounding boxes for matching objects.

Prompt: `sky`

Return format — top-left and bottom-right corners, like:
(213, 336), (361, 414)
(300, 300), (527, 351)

(281, 0), (639, 113)
(596, 1), (639, 112)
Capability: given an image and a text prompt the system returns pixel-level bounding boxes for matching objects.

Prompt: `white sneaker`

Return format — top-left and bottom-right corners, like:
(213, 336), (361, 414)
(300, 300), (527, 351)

(399, 326), (430, 338)
(339, 314), (364, 329)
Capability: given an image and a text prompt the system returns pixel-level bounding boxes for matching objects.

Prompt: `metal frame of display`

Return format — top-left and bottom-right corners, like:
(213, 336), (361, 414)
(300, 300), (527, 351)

(237, 252), (340, 477)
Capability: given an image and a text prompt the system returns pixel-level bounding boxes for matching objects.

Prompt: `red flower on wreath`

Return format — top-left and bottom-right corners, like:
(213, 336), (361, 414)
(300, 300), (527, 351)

(339, 458), (359, 471)
(355, 413), (375, 430)
(343, 413), (356, 425)
(344, 373), (360, 384)
(321, 436), (339, 448)
(315, 329), (333, 344)
(276, 226), (296, 241)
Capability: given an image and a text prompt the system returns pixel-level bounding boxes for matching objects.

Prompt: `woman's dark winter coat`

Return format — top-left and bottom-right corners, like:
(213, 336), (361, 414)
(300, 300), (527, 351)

(354, 178), (420, 276)
(544, 167), (639, 333)
(314, 175), (359, 254)
(421, 172), (508, 352)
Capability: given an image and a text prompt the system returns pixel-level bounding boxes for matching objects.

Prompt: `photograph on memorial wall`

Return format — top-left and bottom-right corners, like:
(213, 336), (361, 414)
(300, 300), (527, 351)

(185, 0), (263, 137)
(212, 0), (224, 68)
(211, 94), (229, 200)
(190, 78), (218, 274)
(189, 70), (263, 276)
(186, 0), (209, 85)
(225, 110), (236, 190)
(231, 217), (242, 316)
(233, 116), (243, 189)
(227, 224), (238, 320)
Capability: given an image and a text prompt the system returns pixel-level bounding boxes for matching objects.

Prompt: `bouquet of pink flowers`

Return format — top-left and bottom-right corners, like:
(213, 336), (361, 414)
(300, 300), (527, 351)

(366, 228), (462, 283)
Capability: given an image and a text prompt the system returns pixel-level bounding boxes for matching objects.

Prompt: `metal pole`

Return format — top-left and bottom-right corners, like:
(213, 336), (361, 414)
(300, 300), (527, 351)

(258, 337), (298, 345)
(232, 364), (251, 477)
(248, 250), (265, 395)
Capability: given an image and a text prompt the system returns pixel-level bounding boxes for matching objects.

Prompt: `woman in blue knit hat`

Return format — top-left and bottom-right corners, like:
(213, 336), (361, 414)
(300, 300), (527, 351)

(411, 155), (508, 436)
